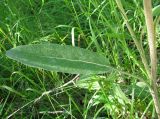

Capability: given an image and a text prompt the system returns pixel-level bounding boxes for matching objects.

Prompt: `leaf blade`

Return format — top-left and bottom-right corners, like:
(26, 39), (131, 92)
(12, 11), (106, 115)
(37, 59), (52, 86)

(6, 44), (111, 74)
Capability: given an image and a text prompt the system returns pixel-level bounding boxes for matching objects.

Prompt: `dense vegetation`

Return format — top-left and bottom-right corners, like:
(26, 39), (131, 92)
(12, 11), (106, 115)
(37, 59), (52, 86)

(0, 0), (160, 118)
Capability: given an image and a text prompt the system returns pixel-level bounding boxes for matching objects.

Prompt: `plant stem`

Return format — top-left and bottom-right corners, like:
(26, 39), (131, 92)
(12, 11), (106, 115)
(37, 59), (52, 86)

(143, 0), (160, 118)
(115, 0), (150, 77)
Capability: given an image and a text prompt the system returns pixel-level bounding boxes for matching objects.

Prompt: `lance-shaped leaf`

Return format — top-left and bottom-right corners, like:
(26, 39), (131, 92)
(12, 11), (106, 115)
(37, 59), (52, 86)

(6, 44), (111, 74)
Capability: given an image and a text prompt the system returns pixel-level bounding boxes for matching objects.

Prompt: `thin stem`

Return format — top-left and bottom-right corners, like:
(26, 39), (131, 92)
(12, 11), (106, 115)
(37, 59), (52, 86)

(115, 0), (150, 77)
(143, 0), (160, 118)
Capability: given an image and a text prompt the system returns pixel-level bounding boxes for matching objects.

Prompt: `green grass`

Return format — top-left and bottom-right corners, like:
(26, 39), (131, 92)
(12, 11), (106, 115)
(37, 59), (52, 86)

(0, 0), (160, 118)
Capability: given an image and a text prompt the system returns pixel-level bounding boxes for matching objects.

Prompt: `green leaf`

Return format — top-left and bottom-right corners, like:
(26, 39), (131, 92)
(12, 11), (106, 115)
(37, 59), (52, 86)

(113, 84), (130, 104)
(6, 44), (111, 74)
(152, 5), (160, 16)
(136, 82), (147, 88)
(76, 75), (106, 90)
(0, 85), (25, 97)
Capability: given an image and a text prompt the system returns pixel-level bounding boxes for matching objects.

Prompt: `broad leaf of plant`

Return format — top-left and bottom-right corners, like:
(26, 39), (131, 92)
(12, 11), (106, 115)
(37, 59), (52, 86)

(6, 44), (111, 74)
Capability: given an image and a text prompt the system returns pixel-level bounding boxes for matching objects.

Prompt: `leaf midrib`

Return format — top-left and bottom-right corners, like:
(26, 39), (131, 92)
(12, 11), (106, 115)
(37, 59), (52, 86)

(25, 53), (109, 68)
